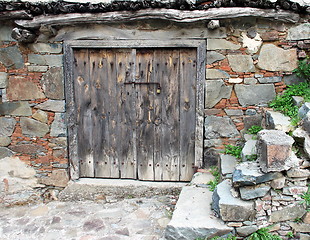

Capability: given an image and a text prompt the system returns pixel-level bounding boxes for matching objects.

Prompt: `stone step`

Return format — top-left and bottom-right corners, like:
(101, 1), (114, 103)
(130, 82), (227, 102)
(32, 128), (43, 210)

(165, 173), (233, 240)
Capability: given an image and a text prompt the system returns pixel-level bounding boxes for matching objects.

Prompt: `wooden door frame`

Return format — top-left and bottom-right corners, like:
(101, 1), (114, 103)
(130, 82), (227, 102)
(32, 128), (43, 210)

(64, 39), (206, 180)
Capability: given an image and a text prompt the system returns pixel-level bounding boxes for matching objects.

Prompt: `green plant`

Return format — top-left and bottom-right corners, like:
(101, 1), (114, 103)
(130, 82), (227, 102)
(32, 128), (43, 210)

(293, 57), (310, 81)
(207, 166), (220, 192)
(245, 154), (258, 161)
(196, 234), (237, 240)
(224, 145), (242, 159)
(286, 232), (294, 238)
(269, 82), (310, 125)
(294, 217), (302, 223)
(246, 227), (282, 240)
(246, 125), (263, 135)
(300, 185), (310, 211)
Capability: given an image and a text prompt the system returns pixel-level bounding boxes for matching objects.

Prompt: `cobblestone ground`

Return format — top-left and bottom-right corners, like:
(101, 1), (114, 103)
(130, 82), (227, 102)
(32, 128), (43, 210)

(0, 196), (176, 240)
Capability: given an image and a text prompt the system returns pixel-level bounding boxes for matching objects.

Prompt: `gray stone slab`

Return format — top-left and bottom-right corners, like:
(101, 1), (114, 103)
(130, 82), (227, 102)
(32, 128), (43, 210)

(206, 69), (229, 79)
(292, 96), (304, 107)
(235, 84), (276, 107)
(239, 184), (271, 200)
(0, 72), (8, 88)
(190, 172), (214, 185)
(27, 65), (49, 72)
(28, 54), (63, 67)
(0, 101), (32, 116)
(284, 74), (307, 85)
(257, 76), (282, 84)
(244, 78), (257, 85)
(204, 116), (239, 139)
(303, 113), (310, 135)
(241, 139), (257, 161)
(227, 55), (255, 73)
(220, 154), (237, 175)
(245, 109), (257, 116)
(0, 117), (16, 137)
(0, 147), (14, 159)
(204, 139), (222, 148)
(205, 80), (232, 108)
(35, 100), (65, 112)
(41, 67), (65, 100)
(257, 44), (297, 72)
(50, 113), (67, 137)
(299, 103), (310, 119)
(206, 51), (225, 65)
(0, 136), (11, 147)
(0, 25), (14, 42)
(265, 110), (293, 133)
(30, 43), (62, 54)
(287, 23), (310, 40)
(212, 180), (255, 222)
(224, 109), (243, 116)
(32, 110), (48, 123)
(165, 185), (233, 240)
(20, 118), (49, 137)
(270, 203), (306, 222)
(0, 46), (24, 69)
(207, 39), (240, 50)
(236, 225), (258, 237)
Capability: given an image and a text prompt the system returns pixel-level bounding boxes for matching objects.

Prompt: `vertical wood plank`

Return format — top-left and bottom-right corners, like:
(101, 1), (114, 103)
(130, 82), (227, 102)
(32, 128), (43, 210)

(116, 49), (136, 179)
(136, 49), (155, 181)
(73, 49), (94, 177)
(179, 48), (197, 181)
(159, 49), (180, 181)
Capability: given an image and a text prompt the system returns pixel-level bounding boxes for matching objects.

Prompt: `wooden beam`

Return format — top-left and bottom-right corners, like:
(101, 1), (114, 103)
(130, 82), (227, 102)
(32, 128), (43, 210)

(0, 10), (33, 21)
(15, 7), (299, 28)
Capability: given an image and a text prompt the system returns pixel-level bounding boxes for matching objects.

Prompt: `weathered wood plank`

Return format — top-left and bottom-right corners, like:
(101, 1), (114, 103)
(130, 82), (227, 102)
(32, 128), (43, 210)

(15, 8), (299, 28)
(73, 49), (94, 177)
(160, 49), (180, 181)
(179, 49), (196, 181)
(116, 49), (136, 179)
(136, 49), (155, 181)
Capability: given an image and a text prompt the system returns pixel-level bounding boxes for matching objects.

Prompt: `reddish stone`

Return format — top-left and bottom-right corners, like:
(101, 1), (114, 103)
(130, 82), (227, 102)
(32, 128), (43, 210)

(9, 144), (46, 154)
(261, 31), (279, 41)
(204, 109), (222, 116)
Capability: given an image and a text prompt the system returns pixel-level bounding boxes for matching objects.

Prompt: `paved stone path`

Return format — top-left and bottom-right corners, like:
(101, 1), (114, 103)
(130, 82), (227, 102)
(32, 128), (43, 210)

(0, 196), (176, 240)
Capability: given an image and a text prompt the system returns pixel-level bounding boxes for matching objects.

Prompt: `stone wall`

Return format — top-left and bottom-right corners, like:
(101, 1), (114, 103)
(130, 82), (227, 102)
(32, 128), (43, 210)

(0, 17), (309, 203)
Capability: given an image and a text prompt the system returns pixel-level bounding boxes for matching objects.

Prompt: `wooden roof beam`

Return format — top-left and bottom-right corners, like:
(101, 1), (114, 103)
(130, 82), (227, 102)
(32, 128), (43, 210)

(15, 7), (300, 29)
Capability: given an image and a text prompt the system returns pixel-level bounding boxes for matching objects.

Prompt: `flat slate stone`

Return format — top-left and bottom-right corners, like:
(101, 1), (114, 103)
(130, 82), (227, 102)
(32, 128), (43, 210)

(0, 147), (14, 159)
(50, 113), (67, 137)
(241, 139), (257, 161)
(206, 51), (225, 65)
(30, 43), (62, 54)
(270, 203), (306, 223)
(212, 180), (255, 222)
(257, 76), (282, 84)
(284, 74), (307, 85)
(28, 54), (63, 67)
(41, 67), (64, 100)
(35, 100), (65, 113)
(207, 39), (240, 50)
(239, 184), (271, 200)
(235, 84), (276, 107)
(257, 44), (297, 72)
(206, 69), (230, 79)
(20, 117), (49, 137)
(265, 110), (293, 133)
(9, 144), (47, 155)
(32, 110), (48, 123)
(0, 72), (8, 88)
(236, 225), (258, 237)
(299, 103), (310, 119)
(220, 154), (237, 175)
(227, 55), (255, 73)
(27, 66), (49, 72)
(165, 185), (233, 240)
(205, 80), (232, 108)
(39, 169), (69, 187)
(7, 76), (45, 101)
(244, 78), (257, 85)
(0, 46), (24, 69)
(0, 25), (14, 42)
(287, 23), (310, 40)
(0, 136), (11, 147)
(0, 101), (32, 116)
(224, 109), (243, 116)
(204, 116), (239, 139)
(0, 117), (16, 137)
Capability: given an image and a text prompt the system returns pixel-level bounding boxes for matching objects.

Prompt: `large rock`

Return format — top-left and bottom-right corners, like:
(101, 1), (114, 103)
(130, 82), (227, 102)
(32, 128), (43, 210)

(35, 100), (65, 112)
(0, 46), (24, 69)
(287, 23), (310, 40)
(0, 117), (16, 137)
(241, 140), (257, 161)
(0, 147), (14, 159)
(0, 72), (8, 88)
(207, 39), (240, 50)
(303, 113), (310, 135)
(204, 116), (239, 139)
(220, 154), (237, 175)
(257, 44), (297, 72)
(28, 54), (63, 67)
(0, 136), (11, 147)
(212, 180), (255, 222)
(0, 101), (32, 116)
(206, 69), (229, 79)
(50, 113), (67, 137)
(39, 169), (69, 187)
(284, 74), (307, 85)
(7, 76), (45, 100)
(206, 51), (225, 65)
(232, 162), (283, 186)
(29, 43), (62, 54)
(270, 203), (307, 222)
(289, 223), (310, 233)
(165, 185), (233, 240)
(0, 25), (14, 42)
(241, 32), (262, 54)
(287, 168), (310, 178)
(239, 184), (271, 200)
(41, 67), (65, 100)
(235, 84), (276, 107)
(236, 226), (258, 237)
(20, 118), (49, 137)
(299, 103), (310, 119)
(265, 111), (293, 133)
(205, 80), (232, 108)
(227, 55), (255, 72)
(257, 130), (296, 173)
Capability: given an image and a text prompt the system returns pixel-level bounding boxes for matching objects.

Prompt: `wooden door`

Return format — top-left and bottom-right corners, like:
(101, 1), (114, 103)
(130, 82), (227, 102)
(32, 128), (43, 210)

(73, 48), (197, 181)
